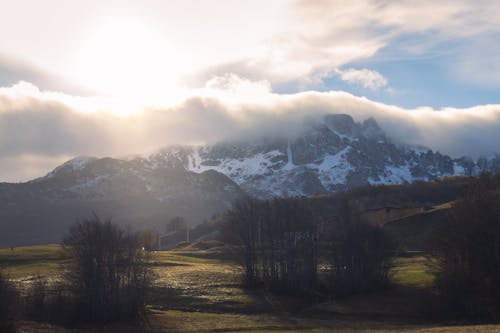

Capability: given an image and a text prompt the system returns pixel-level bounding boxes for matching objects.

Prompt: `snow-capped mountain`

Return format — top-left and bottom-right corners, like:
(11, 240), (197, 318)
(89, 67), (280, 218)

(37, 156), (242, 204)
(0, 157), (243, 246)
(144, 114), (496, 198)
(2, 113), (500, 247)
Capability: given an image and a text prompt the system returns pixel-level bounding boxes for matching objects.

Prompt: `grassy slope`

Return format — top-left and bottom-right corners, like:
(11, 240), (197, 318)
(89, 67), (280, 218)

(1, 244), (498, 332)
(0, 244), (69, 279)
(390, 256), (435, 289)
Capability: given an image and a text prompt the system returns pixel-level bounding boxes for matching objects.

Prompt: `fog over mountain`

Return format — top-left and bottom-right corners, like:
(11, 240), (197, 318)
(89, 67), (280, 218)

(1, 80), (500, 182)
(2, 112), (500, 246)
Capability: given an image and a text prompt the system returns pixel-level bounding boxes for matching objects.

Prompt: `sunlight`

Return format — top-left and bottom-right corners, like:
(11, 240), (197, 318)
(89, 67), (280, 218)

(70, 17), (187, 110)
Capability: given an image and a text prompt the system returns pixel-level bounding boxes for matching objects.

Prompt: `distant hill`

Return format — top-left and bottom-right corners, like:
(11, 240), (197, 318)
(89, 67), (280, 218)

(300, 176), (474, 251)
(0, 157), (244, 247)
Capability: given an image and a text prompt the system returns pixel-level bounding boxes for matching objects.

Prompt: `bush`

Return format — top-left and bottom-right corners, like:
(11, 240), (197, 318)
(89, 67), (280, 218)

(63, 214), (152, 323)
(0, 271), (19, 333)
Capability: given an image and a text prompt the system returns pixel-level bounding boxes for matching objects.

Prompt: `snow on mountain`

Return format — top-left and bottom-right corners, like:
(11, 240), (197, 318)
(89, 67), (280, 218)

(145, 114), (500, 198)
(2, 113), (500, 247)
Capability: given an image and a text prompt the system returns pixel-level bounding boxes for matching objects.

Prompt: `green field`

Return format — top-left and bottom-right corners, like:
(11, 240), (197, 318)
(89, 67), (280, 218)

(1, 244), (498, 332)
(0, 244), (70, 279)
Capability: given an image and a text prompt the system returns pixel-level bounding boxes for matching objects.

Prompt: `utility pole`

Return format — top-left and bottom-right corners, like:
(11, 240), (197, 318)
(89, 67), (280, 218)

(158, 233), (161, 251)
(186, 226), (190, 243)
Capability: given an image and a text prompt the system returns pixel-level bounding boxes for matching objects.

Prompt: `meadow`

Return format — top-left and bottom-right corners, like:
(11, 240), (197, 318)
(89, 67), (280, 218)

(1, 243), (499, 332)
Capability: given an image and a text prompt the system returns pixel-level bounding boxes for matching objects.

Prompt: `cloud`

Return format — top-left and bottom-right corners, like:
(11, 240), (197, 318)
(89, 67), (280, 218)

(338, 68), (388, 90)
(1, 80), (500, 182)
(178, 1), (500, 94)
(289, 0), (500, 88)
(203, 74), (272, 104)
(4, 1), (499, 96)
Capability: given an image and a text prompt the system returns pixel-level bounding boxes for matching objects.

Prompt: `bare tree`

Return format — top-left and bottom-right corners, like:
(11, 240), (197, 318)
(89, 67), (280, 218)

(225, 198), (318, 293)
(63, 213), (152, 323)
(225, 198), (261, 287)
(328, 220), (394, 296)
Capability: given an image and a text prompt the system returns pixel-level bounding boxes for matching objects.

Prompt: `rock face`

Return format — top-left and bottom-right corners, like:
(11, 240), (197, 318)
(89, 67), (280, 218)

(0, 157), (243, 246)
(149, 114), (495, 198)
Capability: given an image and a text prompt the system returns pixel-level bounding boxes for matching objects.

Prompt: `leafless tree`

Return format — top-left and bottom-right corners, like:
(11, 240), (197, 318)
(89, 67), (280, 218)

(63, 213), (152, 323)
(225, 198), (318, 293)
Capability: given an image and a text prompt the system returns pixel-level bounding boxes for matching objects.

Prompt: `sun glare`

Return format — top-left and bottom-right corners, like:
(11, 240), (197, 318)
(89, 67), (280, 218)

(71, 17), (187, 110)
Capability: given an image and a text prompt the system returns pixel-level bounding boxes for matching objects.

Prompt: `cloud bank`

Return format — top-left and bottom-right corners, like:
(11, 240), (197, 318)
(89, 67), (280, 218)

(1, 80), (500, 182)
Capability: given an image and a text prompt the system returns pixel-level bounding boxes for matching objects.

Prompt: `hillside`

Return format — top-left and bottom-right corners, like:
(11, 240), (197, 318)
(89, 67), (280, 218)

(0, 157), (244, 247)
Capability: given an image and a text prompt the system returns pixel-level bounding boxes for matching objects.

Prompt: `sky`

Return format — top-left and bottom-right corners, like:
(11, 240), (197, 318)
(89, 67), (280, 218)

(1, 0), (500, 182)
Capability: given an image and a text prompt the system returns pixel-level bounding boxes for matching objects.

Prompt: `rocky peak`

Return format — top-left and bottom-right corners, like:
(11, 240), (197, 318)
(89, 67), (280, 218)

(361, 117), (386, 141)
(150, 113), (500, 198)
(323, 114), (358, 137)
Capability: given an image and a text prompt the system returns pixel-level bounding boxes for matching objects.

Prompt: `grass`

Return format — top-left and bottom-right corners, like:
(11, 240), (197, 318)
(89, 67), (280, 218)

(0, 244), (67, 261)
(154, 251), (226, 264)
(0, 244), (69, 279)
(2, 244), (499, 332)
(390, 256), (435, 289)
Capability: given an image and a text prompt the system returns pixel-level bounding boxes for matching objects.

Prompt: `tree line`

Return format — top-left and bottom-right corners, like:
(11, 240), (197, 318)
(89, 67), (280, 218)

(223, 173), (500, 318)
(222, 197), (395, 295)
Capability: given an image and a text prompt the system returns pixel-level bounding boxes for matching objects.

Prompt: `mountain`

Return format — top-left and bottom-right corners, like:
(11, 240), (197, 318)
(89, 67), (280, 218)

(2, 113), (500, 247)
(0, 157), (243, 246)
(148, 114), (499, 198)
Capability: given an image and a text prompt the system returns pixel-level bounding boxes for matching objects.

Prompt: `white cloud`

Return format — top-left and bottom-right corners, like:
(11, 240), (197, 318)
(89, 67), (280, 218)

(289, 1), (500, 88)
(1, 81), (500, 182)
(338, 68), (388, 90)
(203, 74), (272, 104)
(2, 1), (499, 95)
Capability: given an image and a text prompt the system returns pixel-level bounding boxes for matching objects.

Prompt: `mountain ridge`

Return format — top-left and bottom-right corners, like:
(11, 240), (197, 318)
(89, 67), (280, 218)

(21, 113), (500, 199)
(0, 156), (244, 246)
(2, 113), (500, 247)
(141, 114), (497, 198)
